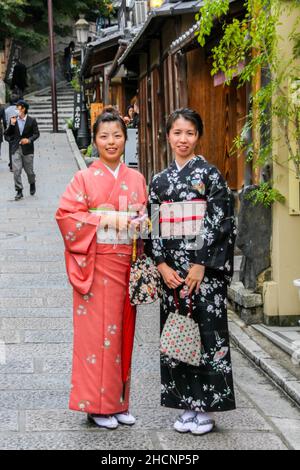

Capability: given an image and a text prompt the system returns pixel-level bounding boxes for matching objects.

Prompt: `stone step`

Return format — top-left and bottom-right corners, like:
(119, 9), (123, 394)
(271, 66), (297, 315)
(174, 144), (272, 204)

(27, 96), (74, 101)
(28, 99), (74, 103)
(33, 90), (73, 96)
(29, 102), (74, 106)
(252, 324), (300, 356)
(34, 123), (71, 128)
(30, 109), (73, 115)
(39, 123), (68, 127)
(29, 107), (73, 113)
(32, 110), (73, 115)
(25, 82), (74, 98)
(31, 108), (73, 112)
(39, 130), (66, 132)
(31, 115), (72, 120)
(28, 102), (74, 107)
(37, 126), (69, 130)
(29, 95), (74, 101)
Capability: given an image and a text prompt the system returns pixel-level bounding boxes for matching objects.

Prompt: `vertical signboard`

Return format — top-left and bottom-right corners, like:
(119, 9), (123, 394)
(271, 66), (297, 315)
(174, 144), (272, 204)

(73, 91), (81, 133)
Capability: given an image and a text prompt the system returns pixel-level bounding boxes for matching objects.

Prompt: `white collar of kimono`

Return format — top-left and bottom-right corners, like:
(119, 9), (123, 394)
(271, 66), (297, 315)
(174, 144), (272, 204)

(103, 162), (121, 179)
(175, 156), (197, 172)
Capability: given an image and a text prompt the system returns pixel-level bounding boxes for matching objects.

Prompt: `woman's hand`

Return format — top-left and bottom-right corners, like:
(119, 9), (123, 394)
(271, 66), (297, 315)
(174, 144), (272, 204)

(185, 264), (205, 295)
(99, 213), (130, 232)
(157, 263), (185, 289)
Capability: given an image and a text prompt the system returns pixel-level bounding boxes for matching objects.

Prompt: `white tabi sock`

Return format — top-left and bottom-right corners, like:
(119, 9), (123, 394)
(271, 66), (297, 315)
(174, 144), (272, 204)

(196, 411), (214, 422)
(181, 410), (197, 420)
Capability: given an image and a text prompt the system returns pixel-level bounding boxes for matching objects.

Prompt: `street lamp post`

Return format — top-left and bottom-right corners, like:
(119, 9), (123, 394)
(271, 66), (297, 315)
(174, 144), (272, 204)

(47, 0), (58, 133)
(75, 15), (90, 149)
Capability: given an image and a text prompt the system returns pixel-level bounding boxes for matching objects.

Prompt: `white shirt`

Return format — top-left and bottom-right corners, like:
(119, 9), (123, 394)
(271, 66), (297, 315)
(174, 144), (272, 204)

(104, 162), (121, 179)
(17, 114), (28, 135)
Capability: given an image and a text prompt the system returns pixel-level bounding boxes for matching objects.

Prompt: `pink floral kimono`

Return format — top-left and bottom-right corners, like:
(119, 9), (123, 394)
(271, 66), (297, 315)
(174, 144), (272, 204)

(56, 160), (147, 415)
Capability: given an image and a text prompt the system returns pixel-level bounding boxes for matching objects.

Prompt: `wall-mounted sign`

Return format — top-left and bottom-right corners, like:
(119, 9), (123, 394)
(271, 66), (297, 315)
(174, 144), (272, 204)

(213, 61), (245, 87)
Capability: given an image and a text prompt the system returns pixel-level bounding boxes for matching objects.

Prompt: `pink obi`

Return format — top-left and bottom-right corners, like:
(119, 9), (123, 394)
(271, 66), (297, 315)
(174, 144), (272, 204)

(160, 200), (207, 238)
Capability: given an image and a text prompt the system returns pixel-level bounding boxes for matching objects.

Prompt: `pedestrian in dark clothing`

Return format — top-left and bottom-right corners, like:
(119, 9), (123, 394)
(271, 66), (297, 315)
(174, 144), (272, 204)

(131, 97), (140, 129)
(11, 59), (28, 98)
(64, 41), (75, 82)
(124, 105), (135, 127)
(0, 105), (7, 160)
(4, 93), (18, 171)
(4, 99), (40, 201)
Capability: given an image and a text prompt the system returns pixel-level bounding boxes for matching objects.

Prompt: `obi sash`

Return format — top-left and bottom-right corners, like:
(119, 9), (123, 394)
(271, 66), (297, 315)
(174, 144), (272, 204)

(89, 208), (138, 245)
(159, 199), (207, 238)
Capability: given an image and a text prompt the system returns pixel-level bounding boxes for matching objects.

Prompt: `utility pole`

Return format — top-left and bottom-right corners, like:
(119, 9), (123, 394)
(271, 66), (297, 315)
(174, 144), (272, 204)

(47, 0), (58, 133)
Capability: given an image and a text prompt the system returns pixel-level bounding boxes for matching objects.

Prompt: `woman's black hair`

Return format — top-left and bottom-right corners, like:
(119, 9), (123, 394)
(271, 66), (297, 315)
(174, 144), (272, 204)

(126, 104), (134, 117)
(166, 108), (203, 137)
(93, 110), (128, 141)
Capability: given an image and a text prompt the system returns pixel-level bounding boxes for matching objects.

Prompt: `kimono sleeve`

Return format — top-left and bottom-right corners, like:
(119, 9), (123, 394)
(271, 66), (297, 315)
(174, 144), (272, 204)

(195, 167), (236, 275)
(55, 171), (101, 295)
(146, 176), (166, 266)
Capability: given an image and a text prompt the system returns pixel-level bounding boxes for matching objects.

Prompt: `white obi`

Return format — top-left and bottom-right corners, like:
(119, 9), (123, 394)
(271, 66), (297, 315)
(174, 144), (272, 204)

(89, 209), (137, 245)
(160, 200), (207, 238)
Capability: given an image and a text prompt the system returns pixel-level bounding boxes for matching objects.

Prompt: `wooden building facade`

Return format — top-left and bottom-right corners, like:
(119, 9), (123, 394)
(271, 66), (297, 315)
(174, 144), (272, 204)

(115, 0), (246, 189)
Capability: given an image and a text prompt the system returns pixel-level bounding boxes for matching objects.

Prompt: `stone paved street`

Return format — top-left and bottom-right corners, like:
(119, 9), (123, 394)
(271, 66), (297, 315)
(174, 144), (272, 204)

(0, 134), (300, 450)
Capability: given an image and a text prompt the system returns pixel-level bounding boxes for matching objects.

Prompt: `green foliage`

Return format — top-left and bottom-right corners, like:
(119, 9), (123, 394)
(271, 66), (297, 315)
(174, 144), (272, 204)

(196, 0), (300, 206)
(245, 182), (285, 207)
(98, 0), (116, 18)
(70, 66), (81, 92)
(0, 0), (108, 50)
(195, 0), (230, 47)
(66, 118), (74, 130)
(86, 144), (93, 158)
(196, 0), (279, 84)
(70, 78), (80, 93)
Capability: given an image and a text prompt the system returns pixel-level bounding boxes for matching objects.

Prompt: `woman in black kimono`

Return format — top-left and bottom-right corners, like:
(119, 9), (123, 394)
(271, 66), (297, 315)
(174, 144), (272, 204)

(148, 108), (236, 435)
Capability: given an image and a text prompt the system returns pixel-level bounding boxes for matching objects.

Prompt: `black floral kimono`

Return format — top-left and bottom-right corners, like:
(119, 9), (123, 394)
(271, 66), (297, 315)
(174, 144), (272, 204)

(147, 155), (237, 413)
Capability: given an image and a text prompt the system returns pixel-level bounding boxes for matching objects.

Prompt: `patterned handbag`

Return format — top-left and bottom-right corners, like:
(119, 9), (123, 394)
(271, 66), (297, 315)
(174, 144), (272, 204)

(160, 289), (202, 367)
(129, 223), (162, 306)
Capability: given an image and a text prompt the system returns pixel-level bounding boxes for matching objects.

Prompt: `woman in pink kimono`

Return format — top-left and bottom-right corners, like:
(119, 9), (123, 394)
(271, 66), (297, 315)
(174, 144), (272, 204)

(56, 111), (147, 429)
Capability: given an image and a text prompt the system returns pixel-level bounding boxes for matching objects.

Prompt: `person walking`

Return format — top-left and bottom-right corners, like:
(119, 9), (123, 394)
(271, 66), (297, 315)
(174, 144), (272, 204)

(0, 104), (7, 161)
(10, 59), (28, 99)
(4, 99), (40, 201)
(4, 93), (18, 171)
(64, 41), (75, 82)
(56, 110), (147, 430)
(147, 108), (237, 436)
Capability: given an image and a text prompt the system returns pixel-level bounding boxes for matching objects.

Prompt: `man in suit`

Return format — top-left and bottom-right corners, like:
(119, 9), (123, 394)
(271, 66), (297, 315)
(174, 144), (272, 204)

(5, 99), (40, 201)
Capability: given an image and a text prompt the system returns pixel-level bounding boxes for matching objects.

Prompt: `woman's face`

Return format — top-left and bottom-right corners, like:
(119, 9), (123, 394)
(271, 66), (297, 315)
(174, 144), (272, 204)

(94, 121), (126, 165)
(133, 102), (139, 114)
(168, 117), (199, 159)
(128, 107), (134, 119)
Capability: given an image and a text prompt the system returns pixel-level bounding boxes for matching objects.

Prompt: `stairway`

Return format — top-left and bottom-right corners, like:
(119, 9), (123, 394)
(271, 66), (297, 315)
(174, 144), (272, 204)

(24, 81), (74, 133)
